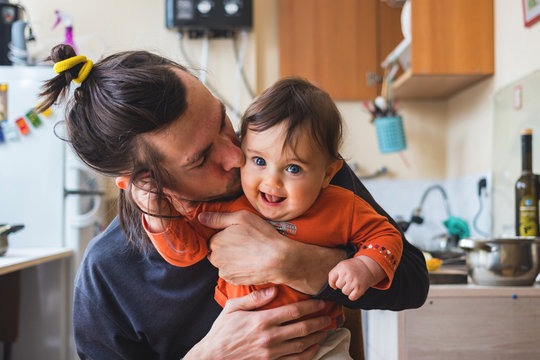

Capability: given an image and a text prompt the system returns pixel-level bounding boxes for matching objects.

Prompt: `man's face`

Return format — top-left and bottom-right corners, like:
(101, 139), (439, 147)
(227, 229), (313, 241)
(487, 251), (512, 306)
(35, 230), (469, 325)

(143, 69), (244, 203)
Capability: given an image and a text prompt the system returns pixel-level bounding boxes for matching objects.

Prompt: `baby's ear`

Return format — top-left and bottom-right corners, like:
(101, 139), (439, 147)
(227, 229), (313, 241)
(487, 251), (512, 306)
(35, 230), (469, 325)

(115, 176), (130, 190)
(322, 158), (344, 188)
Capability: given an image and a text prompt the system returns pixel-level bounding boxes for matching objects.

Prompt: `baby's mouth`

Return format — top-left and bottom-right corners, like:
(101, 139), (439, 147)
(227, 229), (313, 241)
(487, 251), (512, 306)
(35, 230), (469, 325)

(261, 192), (286, 203)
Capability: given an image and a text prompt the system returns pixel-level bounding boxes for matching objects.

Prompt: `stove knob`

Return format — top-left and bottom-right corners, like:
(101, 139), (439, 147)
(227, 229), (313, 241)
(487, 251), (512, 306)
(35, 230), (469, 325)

(197, 0), (213, 14)
(224, 1), (240, 15)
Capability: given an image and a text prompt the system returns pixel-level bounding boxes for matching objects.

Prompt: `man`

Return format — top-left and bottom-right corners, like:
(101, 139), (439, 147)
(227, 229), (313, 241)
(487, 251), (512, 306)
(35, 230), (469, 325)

(41, 46), (428, 359)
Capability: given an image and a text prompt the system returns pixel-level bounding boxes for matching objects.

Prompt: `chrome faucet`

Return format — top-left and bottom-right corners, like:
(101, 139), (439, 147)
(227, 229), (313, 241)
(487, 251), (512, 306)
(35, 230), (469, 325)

(397, 184), (452, 232)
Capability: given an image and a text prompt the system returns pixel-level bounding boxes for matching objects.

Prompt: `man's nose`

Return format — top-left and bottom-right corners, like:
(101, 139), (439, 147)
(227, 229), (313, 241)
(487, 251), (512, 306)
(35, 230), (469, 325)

(220, 136), (244, 171)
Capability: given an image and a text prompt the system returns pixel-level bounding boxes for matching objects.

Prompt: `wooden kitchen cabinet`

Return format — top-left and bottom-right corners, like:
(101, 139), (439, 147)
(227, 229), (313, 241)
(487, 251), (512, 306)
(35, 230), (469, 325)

(390, 0), (494, 99)
(364, 285), (540, 359)
(278, 0), (402, 100)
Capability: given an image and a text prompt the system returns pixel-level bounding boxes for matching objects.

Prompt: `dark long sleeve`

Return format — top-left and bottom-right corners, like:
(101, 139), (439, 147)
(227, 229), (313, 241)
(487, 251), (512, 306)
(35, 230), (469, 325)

(73, 219), (223, 359)
(322, 161), (429, 310)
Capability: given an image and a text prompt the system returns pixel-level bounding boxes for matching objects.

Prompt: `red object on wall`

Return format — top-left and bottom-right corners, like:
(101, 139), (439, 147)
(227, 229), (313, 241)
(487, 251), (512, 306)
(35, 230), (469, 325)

(15, 117), (30, 135)
(523, 0), (540, 27)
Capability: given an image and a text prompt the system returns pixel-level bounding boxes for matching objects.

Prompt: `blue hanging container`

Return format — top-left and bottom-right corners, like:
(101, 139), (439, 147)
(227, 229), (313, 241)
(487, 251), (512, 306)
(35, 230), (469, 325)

(374, 116), (407, 154)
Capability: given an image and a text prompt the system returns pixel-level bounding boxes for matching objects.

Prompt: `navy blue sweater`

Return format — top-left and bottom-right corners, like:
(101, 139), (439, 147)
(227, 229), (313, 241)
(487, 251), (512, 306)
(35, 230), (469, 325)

(73, 163), (428, 359)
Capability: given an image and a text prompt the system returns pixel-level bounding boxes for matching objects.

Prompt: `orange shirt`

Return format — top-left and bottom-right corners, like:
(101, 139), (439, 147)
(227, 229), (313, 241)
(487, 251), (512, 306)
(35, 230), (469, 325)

(145, 185), (402, 329)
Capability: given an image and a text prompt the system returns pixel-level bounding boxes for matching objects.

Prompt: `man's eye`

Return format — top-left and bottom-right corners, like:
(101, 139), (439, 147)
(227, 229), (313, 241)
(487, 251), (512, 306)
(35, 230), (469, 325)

(253, 157), (266, 166)
(195, 157), (206, 168)
(286, 164), (301, 174)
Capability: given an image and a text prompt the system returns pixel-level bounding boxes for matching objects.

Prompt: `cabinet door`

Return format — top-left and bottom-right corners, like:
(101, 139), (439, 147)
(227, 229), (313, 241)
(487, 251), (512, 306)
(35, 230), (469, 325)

(390, 0), (494, 99)
(410, 0), (494, 75)
(405, 297), (540, 359)
(279, 0), (383, 100)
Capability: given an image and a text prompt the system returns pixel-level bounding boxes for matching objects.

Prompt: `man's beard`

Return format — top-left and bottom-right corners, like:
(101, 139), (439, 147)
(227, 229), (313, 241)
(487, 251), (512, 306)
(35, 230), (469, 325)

(205, 170), (243, 202)
(176, 169), (243, 204)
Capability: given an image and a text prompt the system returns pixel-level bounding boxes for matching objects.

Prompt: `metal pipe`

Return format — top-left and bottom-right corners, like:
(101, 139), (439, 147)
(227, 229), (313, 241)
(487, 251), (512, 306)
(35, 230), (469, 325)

(416, 184), (452, 218)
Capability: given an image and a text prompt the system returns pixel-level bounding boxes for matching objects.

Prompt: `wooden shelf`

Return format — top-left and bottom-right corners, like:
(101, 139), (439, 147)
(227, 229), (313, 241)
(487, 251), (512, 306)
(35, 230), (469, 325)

(392, 69), (491, 99)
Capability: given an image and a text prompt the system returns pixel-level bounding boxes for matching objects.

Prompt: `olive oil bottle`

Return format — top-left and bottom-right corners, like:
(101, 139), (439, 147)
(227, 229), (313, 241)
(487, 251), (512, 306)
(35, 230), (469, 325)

(515, 129), (538, 236)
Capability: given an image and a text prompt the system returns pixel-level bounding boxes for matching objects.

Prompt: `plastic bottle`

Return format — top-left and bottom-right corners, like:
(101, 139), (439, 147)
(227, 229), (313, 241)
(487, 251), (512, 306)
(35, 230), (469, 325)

(53, 10), (77, 54)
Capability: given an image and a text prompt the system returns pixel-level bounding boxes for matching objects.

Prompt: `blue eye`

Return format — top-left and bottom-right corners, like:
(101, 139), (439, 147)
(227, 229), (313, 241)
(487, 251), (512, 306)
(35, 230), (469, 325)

(287, 164), (301, 174)
(253, 157), (266, 166)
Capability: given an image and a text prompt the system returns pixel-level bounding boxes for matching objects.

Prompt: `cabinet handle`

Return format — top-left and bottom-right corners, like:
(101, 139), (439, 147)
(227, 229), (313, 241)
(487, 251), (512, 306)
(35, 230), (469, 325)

(366, 71), (383, 87)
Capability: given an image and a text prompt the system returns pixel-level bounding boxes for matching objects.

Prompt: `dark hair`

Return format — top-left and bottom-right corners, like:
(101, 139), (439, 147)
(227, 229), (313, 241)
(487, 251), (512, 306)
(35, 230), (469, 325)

(241, 77), (342, 161)
(39, 44), (189, 252)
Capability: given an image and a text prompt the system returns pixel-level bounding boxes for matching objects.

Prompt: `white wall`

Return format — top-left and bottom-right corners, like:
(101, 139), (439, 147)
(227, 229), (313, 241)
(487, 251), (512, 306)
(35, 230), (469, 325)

(339, 100), (447, 179)
(447, 0), (540, 178)
(21, 0), (257, 128)
(446, 0), (540, 235)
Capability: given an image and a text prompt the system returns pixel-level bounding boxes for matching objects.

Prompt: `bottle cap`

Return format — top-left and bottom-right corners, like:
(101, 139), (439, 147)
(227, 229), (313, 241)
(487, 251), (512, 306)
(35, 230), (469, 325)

(522, 128), (533, 135)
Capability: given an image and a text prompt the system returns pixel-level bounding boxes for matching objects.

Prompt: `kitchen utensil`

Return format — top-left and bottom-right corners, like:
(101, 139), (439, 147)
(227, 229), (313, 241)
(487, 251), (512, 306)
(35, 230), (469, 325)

(374, 116), (406, 154)
(0, 2), (22, 65)
(429, 233), (461, 254)
(458, 237), (540, 286)
(0, 224), (24, 256)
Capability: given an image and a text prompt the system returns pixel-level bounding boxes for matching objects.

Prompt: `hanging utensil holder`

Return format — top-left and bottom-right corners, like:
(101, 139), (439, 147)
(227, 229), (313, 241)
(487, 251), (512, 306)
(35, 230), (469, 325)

(374, 115), (407, 154)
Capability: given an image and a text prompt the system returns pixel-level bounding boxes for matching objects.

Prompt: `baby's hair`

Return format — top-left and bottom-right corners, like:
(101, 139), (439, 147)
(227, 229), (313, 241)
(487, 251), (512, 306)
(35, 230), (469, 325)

(39, 44), (191, 251)
(241, 77), (342, 162)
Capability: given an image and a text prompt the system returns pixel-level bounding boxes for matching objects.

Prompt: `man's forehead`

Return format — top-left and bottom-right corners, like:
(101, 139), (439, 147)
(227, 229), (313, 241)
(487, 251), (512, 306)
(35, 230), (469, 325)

(181, 74), (221, 118)
(176, 69), (208, 98)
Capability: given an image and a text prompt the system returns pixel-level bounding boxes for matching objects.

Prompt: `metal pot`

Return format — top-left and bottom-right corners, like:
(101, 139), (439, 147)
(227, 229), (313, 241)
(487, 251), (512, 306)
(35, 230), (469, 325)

(458, 237), (540, 286)
(0, 224), (24, 256)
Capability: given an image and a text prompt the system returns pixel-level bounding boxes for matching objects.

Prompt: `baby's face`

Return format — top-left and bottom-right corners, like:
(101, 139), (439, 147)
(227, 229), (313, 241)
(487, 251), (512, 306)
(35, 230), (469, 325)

(240, 123), (336, 221)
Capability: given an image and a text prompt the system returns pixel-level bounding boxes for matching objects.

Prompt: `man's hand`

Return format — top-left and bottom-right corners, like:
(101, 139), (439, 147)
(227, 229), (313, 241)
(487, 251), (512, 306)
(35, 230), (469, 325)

(328, 255), (386, 301)
(199, 210), (346, 295)
(185, 287), (330, 360)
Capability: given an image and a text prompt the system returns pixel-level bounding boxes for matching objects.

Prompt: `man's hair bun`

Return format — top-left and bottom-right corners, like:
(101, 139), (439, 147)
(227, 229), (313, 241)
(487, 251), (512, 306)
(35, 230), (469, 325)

(50, 43), (77, 62)
(37, 44), (80, 113)
(49, 44), (80, 81)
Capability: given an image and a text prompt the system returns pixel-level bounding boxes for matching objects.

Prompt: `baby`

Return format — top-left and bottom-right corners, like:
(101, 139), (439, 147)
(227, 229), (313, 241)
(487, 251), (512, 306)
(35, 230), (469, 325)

(141, 77), (402, 359)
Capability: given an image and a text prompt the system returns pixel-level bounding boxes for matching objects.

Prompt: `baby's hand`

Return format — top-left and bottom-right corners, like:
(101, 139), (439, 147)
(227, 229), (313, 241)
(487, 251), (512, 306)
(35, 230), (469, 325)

(328, 255), (386, 301)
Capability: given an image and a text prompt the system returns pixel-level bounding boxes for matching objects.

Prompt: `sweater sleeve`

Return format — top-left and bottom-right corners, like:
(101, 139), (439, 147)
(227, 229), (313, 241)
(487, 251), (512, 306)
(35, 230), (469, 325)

(349, 196), (403, 289)
(143, 205), (218, 267)
(320, 161), (429, 310)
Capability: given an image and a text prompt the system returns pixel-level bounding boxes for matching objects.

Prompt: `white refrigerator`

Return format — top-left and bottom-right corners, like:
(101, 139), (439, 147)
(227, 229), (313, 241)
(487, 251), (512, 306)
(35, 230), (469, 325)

(0, 66), (108, 360)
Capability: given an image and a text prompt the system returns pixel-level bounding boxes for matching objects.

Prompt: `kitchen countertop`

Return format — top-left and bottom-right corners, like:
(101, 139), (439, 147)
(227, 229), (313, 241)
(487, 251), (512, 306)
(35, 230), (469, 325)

(428, 263), (540, 296)
(0, 247), (73, 276)
(428, 282), (540, 297)
(428, 263), (468, 284)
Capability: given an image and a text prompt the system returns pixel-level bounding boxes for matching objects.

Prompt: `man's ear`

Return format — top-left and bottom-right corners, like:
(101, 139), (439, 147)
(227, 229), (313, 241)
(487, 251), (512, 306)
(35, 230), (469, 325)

(322, 158), (344, 188)
(115, 176), (130, 190)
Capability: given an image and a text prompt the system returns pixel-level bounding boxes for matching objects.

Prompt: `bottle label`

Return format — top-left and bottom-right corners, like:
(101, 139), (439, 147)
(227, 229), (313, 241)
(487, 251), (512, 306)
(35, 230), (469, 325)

(519, 195), (538, 236)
